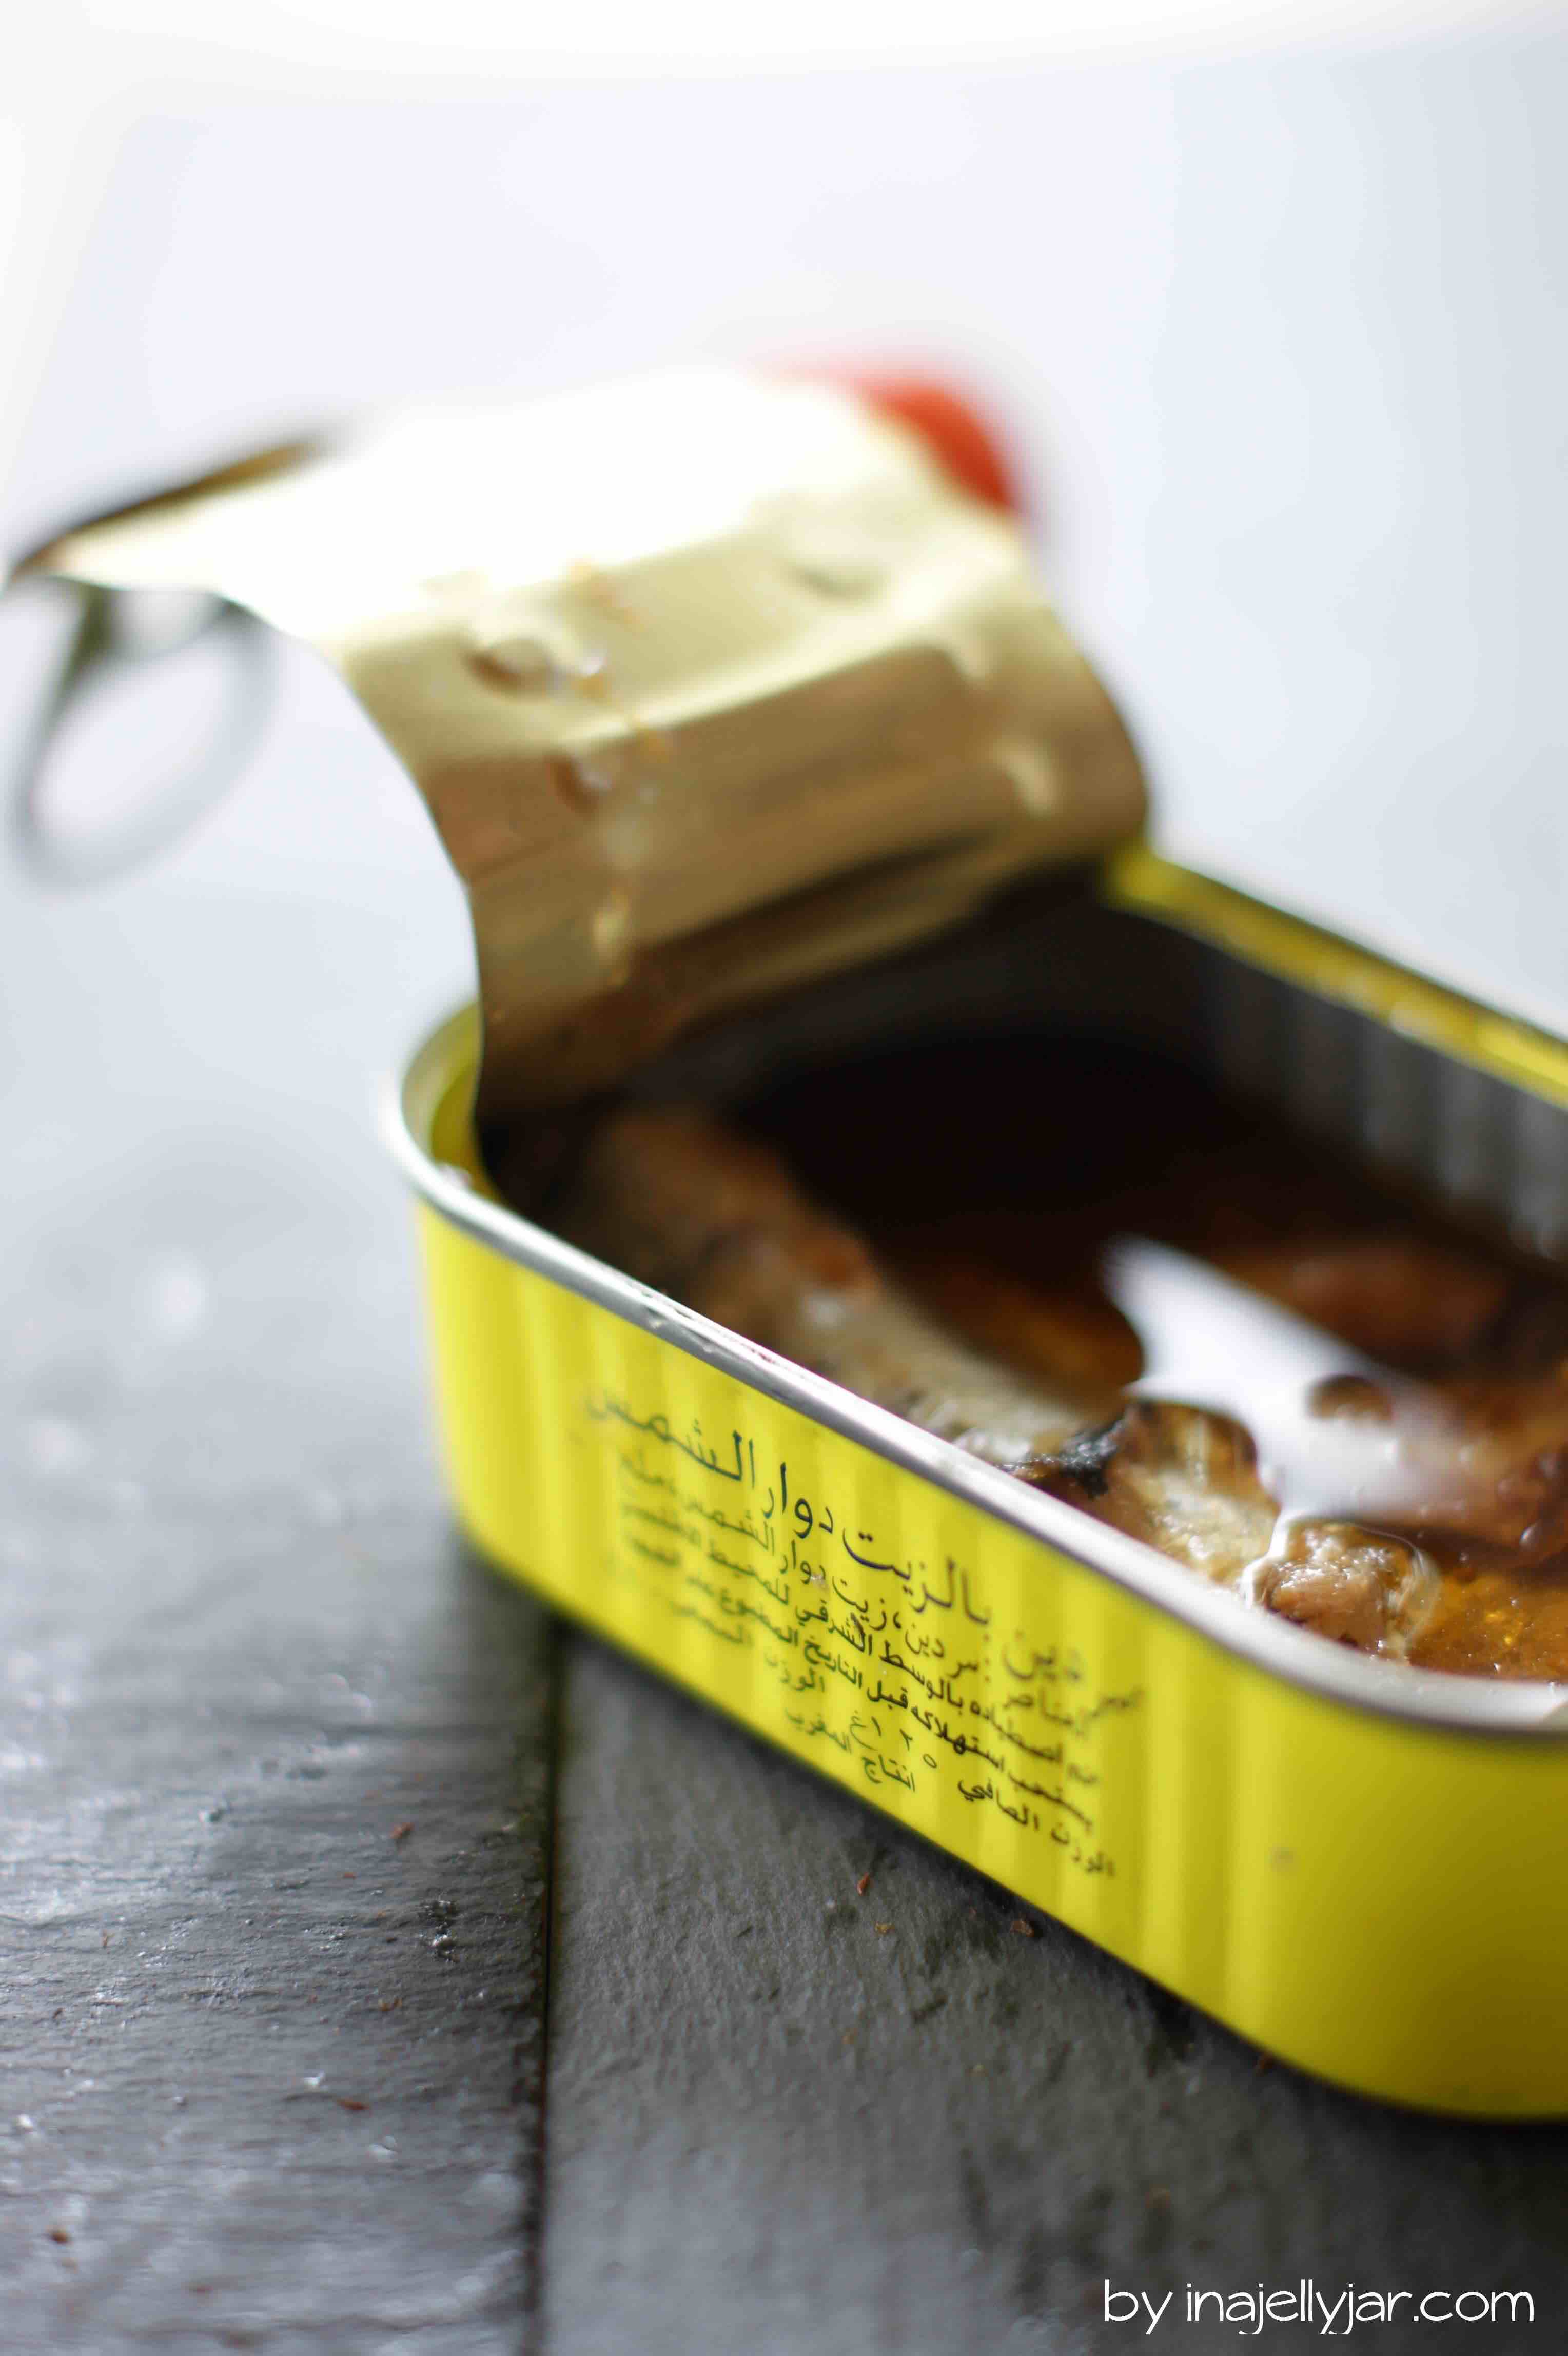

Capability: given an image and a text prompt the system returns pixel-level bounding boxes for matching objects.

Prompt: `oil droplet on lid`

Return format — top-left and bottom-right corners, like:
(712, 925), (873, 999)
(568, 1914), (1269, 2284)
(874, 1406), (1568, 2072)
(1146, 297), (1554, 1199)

(567, 557), (641, 629)
(465, 630), (561, 693)
(465, 599), (609, 695)
(552, 752), (620, 814)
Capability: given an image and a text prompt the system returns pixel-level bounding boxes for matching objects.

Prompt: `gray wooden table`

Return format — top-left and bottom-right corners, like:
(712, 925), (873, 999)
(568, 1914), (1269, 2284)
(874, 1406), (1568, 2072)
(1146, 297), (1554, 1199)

(5, 847), (1568, 2356)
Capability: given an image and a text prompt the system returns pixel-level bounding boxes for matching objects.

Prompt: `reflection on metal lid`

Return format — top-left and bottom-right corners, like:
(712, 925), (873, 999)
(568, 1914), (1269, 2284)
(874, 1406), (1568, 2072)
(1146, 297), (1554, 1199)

(16, 368), (1145, 1120)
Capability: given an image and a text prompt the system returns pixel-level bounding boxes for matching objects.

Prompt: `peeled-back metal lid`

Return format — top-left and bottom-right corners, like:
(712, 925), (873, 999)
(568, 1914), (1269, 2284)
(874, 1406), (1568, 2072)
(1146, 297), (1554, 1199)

(15, 367), (1146, 1124)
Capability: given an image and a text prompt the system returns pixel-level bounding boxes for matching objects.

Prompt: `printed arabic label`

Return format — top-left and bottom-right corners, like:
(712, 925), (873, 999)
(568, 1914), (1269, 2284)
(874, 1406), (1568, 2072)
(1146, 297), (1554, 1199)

(579, 1379), (1144, 1888)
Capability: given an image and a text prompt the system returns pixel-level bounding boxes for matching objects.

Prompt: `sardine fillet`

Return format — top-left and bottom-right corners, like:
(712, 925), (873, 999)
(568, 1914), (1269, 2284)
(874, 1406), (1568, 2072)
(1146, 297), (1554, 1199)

(552, 1106), (1094, 1468)
(548, 1104), (1538, 1667)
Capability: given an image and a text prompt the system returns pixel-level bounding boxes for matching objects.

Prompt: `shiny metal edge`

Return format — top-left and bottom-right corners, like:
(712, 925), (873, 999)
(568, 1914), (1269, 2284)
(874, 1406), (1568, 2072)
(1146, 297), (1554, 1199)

(383, 1003), (1568, 1740)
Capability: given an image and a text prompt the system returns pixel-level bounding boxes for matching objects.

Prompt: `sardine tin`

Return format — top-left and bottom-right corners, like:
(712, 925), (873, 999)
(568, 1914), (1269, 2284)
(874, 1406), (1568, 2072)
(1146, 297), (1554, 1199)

(17, 369), (1568, 2114)
(388, 863), (1568, 2121)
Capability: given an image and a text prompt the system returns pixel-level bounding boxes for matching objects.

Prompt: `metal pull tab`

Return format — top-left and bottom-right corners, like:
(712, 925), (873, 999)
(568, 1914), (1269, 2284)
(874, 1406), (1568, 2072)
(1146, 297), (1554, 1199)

(10, 581), (273, 886)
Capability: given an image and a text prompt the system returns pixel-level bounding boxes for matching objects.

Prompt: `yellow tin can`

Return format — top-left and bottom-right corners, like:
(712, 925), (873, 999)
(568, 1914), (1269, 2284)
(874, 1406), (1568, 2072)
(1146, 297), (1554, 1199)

(18, 367), (1568, 2117)
(387, 856), (1568, 2121)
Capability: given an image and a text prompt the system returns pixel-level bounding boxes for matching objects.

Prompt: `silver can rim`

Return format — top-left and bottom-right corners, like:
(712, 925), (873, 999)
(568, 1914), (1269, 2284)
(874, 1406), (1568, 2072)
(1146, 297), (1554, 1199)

(384, 1003), (1568, 1741)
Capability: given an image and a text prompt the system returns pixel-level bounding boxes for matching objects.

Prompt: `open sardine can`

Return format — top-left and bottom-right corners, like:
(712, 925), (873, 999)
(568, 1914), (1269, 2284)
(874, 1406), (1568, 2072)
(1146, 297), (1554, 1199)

(19, 367), (1568, 2117)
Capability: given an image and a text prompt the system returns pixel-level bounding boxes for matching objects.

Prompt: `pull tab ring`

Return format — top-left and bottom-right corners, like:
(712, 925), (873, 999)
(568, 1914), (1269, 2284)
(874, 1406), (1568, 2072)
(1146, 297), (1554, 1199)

(10, 581), (274, 886)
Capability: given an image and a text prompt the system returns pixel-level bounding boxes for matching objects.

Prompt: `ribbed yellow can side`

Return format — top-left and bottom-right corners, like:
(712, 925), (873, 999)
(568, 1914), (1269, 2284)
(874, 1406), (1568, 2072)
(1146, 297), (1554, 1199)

(415, 1196), (1568, 2118)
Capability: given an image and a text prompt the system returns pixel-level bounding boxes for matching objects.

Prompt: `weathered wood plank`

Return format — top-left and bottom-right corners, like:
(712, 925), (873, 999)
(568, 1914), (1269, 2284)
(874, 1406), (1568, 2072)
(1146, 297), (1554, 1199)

(539, 1636), (1568, 2355)
(0, 1113), (556, 2353)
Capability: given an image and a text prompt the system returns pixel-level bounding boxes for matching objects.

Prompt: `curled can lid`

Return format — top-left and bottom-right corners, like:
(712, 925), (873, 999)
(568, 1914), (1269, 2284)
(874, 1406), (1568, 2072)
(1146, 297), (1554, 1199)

(16, 367), (1146, 1120)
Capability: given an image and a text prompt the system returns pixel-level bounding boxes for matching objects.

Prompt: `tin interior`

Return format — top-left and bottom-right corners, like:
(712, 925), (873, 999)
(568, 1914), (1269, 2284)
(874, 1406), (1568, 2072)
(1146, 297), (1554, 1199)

(388, 875), (1568, 1736)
